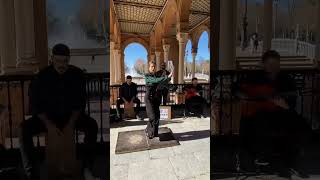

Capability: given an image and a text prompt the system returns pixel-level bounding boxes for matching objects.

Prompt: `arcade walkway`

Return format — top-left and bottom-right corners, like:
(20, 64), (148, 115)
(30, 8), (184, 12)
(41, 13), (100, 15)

(110, 115), (210, 180)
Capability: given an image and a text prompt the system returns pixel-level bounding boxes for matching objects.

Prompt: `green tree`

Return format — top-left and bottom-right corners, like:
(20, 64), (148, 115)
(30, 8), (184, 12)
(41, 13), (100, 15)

(134, 58), (147, 75)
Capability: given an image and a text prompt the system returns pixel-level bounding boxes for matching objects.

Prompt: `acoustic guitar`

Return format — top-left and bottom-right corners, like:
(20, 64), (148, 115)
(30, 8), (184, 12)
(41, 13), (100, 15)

(238, 83), (297, 117)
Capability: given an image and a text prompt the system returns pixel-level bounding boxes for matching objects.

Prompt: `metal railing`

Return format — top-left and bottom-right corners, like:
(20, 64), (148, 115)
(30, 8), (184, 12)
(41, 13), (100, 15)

(109, 83), (211, 109)
(0, 73), (109, 149)
(211, 70), (320, 136)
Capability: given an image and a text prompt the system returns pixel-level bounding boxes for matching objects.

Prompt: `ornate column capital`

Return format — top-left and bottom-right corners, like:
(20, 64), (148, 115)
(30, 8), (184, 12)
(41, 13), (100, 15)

(162, 38), (172, 45)
(113, 48), (120, 54)
(176, 32), (189, 45)
(155, 51), (161, 57)
(176, 22), (189, 33)
(110, 41), (116, 50)
(163, 44), (170, 52)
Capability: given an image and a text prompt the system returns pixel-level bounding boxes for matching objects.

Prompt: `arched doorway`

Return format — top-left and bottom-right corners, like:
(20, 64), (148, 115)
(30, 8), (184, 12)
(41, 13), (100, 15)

(196, 31), (210, 82)
(184, 39), (193, 82)
(124, 43), (148, 84)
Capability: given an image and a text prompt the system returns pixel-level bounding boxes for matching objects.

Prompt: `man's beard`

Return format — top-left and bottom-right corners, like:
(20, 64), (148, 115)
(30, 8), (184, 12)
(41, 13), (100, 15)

(55, 67), (67, 74)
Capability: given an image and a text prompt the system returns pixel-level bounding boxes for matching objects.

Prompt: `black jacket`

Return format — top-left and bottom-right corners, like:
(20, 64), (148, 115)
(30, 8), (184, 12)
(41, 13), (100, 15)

(119, 82), (138, 101)
(145, 73), (169, 100)
(31, 65), (86, 127)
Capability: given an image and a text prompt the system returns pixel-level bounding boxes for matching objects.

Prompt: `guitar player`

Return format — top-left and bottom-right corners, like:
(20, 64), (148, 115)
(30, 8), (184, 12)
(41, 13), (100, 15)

(236, 50), (311, 178)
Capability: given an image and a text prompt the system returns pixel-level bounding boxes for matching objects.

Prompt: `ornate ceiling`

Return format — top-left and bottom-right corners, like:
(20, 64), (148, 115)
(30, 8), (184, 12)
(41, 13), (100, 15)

(112, 0), (210, 35)
(189, 0), (210, 29)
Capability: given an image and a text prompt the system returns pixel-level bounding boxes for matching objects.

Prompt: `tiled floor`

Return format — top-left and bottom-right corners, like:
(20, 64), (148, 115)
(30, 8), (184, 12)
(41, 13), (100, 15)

(110, 117), (210, 180)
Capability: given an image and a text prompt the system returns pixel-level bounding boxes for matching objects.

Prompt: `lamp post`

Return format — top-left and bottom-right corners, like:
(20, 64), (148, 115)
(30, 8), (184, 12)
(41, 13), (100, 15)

(273, 0), (280, 38)
(241, 0), (248, 50)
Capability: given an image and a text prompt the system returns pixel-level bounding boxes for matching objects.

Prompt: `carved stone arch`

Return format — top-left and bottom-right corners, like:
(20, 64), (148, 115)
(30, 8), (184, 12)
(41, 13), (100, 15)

(191, 25), (210, 49)
(121, 37), (149, 53)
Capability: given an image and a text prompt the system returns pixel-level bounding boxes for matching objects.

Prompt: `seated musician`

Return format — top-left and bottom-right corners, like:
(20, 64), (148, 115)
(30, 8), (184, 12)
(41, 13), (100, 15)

(116, 75), (142, 120)
(19, 44), (98, 180)
(237, 50), (310, 177)
(183, 78), (206, 117)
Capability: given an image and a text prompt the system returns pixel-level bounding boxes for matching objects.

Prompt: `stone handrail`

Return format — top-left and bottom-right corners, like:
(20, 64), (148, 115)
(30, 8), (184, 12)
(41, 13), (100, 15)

(271, 38), (316, 59)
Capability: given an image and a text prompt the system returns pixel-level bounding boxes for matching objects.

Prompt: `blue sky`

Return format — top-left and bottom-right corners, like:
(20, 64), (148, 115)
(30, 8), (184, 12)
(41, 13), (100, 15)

(125, 32), (210, 68)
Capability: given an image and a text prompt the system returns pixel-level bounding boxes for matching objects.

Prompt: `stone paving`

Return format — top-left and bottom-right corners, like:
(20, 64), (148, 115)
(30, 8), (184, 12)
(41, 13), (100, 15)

(110, 117), (210, 180)
(214, 174), (320, 180)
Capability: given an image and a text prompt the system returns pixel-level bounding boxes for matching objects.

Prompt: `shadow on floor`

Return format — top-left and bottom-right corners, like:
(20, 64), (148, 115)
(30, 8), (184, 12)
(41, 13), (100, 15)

(174, 130), (210, 141)
(110, 119), (184, 128)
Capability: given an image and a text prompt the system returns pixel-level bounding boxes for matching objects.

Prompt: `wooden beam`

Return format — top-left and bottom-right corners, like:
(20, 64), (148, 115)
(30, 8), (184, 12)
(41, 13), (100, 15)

(190, 10), (210, 16)
(118, 19), (155, 25)
(113, 0), (163, 9)
(189, 17), (210, 32)
(120, 32), (150, 37)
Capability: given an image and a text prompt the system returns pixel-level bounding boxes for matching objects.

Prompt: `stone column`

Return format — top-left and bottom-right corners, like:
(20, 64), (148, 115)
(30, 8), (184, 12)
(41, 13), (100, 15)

(113, 49), (120, 84)
(315, 1), (320, 63)
(110, 42), (115, 85)
(121, 51), (125, 82)
(0, 0), (17, 74)
(163, 44), (170, 62)
(176, 32), (189, 83)
(14, 0), (38, 72)
(263, 0), (273, 52)
(155, 51), (161, 71)
(219, 0), (237, 70)
(191, 48), (197, 78)
(149, 54), (155, 63)
(117, 50), (122, 83)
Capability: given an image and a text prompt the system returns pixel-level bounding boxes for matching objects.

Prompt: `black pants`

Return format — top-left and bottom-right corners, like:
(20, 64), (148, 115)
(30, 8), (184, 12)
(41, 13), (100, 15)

(19, 114), (98, 177)
(185, 96), (205, 115)
(116, 97), (140, 117)
(160, 89), (169, 106)
(145, 96), (161, 137)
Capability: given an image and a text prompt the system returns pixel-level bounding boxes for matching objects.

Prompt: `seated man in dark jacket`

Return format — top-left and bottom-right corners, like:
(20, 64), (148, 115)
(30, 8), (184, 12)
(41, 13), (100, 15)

(116, 75), (141, 120)
(237, 50), (310, 177)
(183, 77), (206, 117)
(19, 44), (98, 180)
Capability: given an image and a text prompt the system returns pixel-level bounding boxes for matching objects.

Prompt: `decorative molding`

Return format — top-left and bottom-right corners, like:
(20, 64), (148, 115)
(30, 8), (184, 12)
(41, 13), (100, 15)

(176, 32), (189, 44)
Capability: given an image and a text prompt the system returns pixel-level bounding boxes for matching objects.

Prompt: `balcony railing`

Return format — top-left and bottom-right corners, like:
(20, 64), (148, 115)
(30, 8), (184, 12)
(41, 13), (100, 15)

(271, 38), (316, 59)
(211, 70), (320, 136)
(0, 73), (109, 150)
(109, 83), (211, 109)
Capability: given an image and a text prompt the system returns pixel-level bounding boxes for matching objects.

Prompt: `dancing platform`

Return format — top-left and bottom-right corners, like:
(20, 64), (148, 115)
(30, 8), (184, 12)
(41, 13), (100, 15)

(115, 127), (180, 154)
